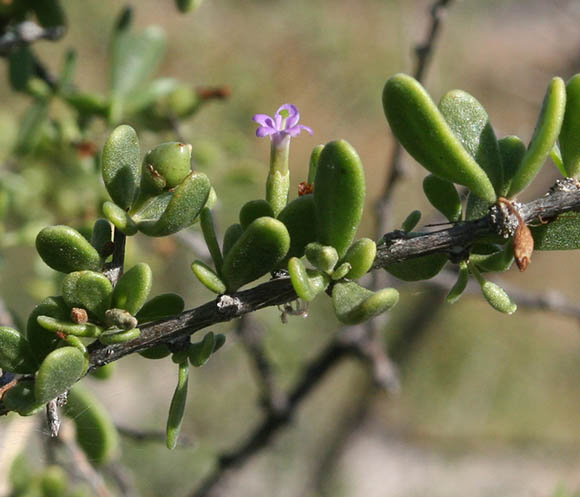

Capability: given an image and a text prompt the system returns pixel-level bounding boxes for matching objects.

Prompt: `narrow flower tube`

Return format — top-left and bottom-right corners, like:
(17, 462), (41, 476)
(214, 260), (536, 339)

(253, 104), (313, 216)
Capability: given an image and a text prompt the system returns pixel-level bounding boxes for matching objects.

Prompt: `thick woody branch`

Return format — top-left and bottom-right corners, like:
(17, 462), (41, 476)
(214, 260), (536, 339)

(374, 186), (580, 267)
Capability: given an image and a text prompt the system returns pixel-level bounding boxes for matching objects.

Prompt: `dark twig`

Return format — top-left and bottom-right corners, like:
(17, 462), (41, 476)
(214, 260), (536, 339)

(0, 21), (65, 55)
(234, 315), (287, 413)
(374, 187), (580, 268)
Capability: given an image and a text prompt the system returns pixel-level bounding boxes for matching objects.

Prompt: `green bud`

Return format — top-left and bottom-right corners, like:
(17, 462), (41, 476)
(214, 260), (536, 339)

(35, 346), (88, 403)
(0, 326), (38, 373)
(112, 262), (152, 315)
(314, 140), (365, 257)
(62, 270), (113, 321)
(64, 385), (120, 464)
(288, 257), (330, 302)
(332, 281), (399, 325)
(422, 174), (462, 222)
(341, 238), (376, 279)
(305, 242), (339, 273)
(508, 77), (566, 197)
(559, 74), (580, 177)
(137, 171), (211, 237)
(36, 225), (102, 273)
(141, 142), (192, 195)
(135, 293), (185, 323)
(191, 260), (227, 294)
(331, 262), (352, 280)
(221, 217), (290, 291)
(166, 360), (189, 450)
(239, 199), (275, 230)
(101, 125), (141, 209)
(382, 74), (496, 202)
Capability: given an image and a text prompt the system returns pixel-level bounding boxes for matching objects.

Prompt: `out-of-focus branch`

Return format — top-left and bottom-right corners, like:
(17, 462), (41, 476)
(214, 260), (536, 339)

(234, 315), (287, 413)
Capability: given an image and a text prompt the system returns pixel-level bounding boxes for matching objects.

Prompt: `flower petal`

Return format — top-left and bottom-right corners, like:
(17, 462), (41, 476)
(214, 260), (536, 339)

(286, 124), (313, 137)
(256, 126), (277, 137)
(253, 114), (275, 127)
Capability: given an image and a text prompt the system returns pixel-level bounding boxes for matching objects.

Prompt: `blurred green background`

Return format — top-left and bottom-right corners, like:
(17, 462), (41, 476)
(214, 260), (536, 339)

(2, 0), (580, 496)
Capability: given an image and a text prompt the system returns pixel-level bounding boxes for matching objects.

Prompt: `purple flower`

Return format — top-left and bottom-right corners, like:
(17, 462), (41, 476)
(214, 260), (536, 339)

(253, 104), (313, 147)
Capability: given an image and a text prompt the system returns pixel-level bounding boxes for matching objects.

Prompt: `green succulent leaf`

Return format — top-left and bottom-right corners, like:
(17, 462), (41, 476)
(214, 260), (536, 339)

(314, 140), (366, 257)
(102, 201), (138, 236)
(90, 219), (113, 256)
(498, 135), (527, 194)
(101, 124), (141, 209)
(507, 77), (566, 197)
(191, 260), (227, 294)
(200, 207), (223, 272)
(90, 363), (116, 380)
(111, 23), (166, 99)
(98, 328), (140, 345)
(2, 382), (44, 416)
(307, 144), (324, 184)
(221, 217), (290, 291)
(137, 172), (211, 237)
(531, 212), (580, 250)
(401, 210), (422, 232)
(331, 262), (352, 280)
(35, 347), (88, 403)
(422, 174), (462, 222)
(288, 257), (329, 302)
(62, 271), (113, 321)
(384, 253), (447, 281)
(37, 316), (103, 338)
(382, 74), (496, 202)
(470, 241), (514, 272)
(135, 293), (185, 323)
(438, 89), (503, 194)
(277, 194), (317, 264)
(446, 261), (470, 304)
(0, 326), (38, 373)
(341, 238), (377, 279)
(239, 199), (275, 230)
(305, 242), (339, 273)
(332, 281), (399, 325)
(222, 223), (244, 258)
(481, 280), (517, 314)
(36, 226), (102, 274)
(64, 385), (120, 464)
(188, 332), (215, 367)
(112, 262), (152, 315)
(139, 344), (171, 360)
(559, 74), (580, 177)
(26, 297), (69, 362)
(166, 360), (189, 450)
